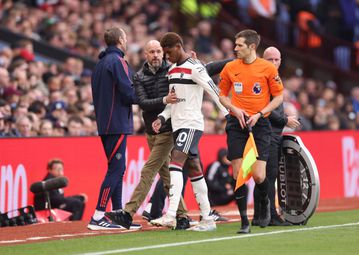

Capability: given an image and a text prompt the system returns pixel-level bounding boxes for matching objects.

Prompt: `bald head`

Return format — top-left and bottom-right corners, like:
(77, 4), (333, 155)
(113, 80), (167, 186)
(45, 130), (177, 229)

(145, 40), (161, 52)
(263, 46), (281, 69)
(144, 40), (163, 69)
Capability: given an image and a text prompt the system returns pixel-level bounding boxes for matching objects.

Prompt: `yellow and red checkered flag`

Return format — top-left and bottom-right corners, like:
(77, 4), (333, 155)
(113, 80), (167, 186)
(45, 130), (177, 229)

(235, 127), (258, 190)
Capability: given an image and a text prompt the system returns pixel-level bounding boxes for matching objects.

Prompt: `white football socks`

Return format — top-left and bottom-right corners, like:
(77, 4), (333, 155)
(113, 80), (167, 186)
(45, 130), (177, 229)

(93, 210), (105, 221)
(191, 176), (211, 221)
(166, 166), (183, 218)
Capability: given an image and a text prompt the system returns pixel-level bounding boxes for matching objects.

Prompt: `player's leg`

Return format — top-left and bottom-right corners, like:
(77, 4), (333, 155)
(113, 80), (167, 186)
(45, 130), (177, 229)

(232, 159), (251, 234)
(88, 134), (127, 230)
(186, 157), (216, 231)
(251, 117), (272, 228)
(225, 115), (250, 234)
(110, 134), (128, 211)
(157, 153), (189, 222)
(63, 197), (85, 221)
(125, 132), (172, 216)
(150, 148), (187, 228)
(151, 129), (197, 228)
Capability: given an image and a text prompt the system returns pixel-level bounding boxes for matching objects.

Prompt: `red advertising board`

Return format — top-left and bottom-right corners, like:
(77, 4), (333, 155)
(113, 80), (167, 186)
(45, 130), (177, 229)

(0, 131), (358, 220)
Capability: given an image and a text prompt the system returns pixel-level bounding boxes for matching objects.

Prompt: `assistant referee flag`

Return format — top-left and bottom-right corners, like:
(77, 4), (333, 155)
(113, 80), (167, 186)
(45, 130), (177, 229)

(235, 131), (258, 190)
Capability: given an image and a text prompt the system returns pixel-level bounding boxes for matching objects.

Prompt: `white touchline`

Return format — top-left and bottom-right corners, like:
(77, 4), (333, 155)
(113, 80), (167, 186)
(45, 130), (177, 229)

(75, 222), (359, 255)
(0, 230), (132, 245)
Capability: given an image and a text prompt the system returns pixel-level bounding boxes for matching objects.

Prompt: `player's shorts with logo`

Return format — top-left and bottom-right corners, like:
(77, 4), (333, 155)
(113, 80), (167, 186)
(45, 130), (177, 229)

(225, 115), (271, 161)
(173, 128), (202, 159)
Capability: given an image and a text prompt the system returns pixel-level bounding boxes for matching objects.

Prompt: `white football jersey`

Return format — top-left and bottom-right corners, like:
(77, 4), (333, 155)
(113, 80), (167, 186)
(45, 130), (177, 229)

(159, 58), (228, 132)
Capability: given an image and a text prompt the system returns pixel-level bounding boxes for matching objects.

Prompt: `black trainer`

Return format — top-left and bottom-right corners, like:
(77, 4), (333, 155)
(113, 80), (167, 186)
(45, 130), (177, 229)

(142, 210), (152, 222)
(105, 209), (133, 230)
(210, 210), (229, 221)
(251, 217), (259, 226)
(269, 216), (293, 226)
(237, 224), (251, 234)
(259, 198), (271, 228)
(199, 210), (229, 222)
(175, 216), (190, 230)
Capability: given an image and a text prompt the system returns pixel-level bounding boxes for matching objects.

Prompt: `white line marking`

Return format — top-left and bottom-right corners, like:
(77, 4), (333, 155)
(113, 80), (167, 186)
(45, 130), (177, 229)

(75, 222), (359, 255)
(53, 234), (78, 238)
(0, 230), (132, 245)
(27, 237), (51, 240)
(0, 240), (24, 244)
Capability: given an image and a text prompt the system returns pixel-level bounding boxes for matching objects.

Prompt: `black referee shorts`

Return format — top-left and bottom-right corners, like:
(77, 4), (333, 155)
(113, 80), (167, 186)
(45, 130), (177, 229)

(225, 115), (271, 161)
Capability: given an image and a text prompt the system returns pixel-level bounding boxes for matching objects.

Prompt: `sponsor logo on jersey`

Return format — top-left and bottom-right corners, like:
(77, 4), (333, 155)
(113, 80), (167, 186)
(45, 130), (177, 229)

(180, 72), (184, 79)
(253, 82), (261, 94)
(176, 98), (186, 103)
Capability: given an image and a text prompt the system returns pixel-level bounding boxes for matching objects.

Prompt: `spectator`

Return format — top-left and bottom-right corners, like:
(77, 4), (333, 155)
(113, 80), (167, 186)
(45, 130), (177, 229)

(0, 67), (10, 95)
(351, 87), (359, 113)
(203, 117), (216, 134)
(0, 111), (6, 137)
(194, 20), (214, 55)
(33, 158), (87, 221)
(53, 120), (67, 136)
(205, 148), (234, 206)
(15, 115), (33, 137)
(39, 119), (54, 137)
(67, 115), (85, 136)
(48, 100), (68, 123)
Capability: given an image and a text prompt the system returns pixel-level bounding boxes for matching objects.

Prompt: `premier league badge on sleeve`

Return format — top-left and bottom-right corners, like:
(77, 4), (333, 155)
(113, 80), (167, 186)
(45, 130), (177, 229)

(234, 82), (243, 94)
(278, 135), (320, 225)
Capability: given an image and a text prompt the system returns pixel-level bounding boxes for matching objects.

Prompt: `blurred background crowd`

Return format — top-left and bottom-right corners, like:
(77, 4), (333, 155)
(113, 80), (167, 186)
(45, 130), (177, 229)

(0, 0), (358, 137)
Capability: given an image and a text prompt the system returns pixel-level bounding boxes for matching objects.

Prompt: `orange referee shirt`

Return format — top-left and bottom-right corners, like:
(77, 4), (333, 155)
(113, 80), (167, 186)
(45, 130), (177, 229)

(219, 58), (283, 117)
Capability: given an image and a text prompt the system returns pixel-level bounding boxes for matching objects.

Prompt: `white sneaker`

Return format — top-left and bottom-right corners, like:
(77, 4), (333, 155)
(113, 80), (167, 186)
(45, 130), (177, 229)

(187, 219), (216, 232)
(150, 214), (176, 229)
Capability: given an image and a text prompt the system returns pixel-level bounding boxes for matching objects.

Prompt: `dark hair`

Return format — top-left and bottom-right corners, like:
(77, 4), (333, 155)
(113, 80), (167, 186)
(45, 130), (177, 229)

(47, 158), (63, 170)
(28, 100), (46, 114)
(67, 115), (84, 125)
(217, 148), (228, 162)
(160, 32), (183, 49)
(104, 27), (125, 46)
(235, 29), (260, 48)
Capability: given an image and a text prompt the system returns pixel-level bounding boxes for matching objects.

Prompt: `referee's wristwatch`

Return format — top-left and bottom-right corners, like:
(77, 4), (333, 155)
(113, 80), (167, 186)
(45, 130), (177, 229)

(257, 111), (264, 118)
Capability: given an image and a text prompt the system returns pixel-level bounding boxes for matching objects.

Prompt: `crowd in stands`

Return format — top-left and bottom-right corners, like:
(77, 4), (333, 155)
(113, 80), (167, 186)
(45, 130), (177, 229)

(0, 0), (358, 138)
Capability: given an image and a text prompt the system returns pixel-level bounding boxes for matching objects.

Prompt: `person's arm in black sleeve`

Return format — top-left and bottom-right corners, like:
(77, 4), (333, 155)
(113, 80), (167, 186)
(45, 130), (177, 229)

(205, 58), (234, 76)
(269, 104), (287, 128)
(133, 73), (166, 111)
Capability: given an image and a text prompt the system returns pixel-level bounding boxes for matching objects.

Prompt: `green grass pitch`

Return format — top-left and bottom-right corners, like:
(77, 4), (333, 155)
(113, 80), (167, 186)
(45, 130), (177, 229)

(1, 209), (359, 255)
